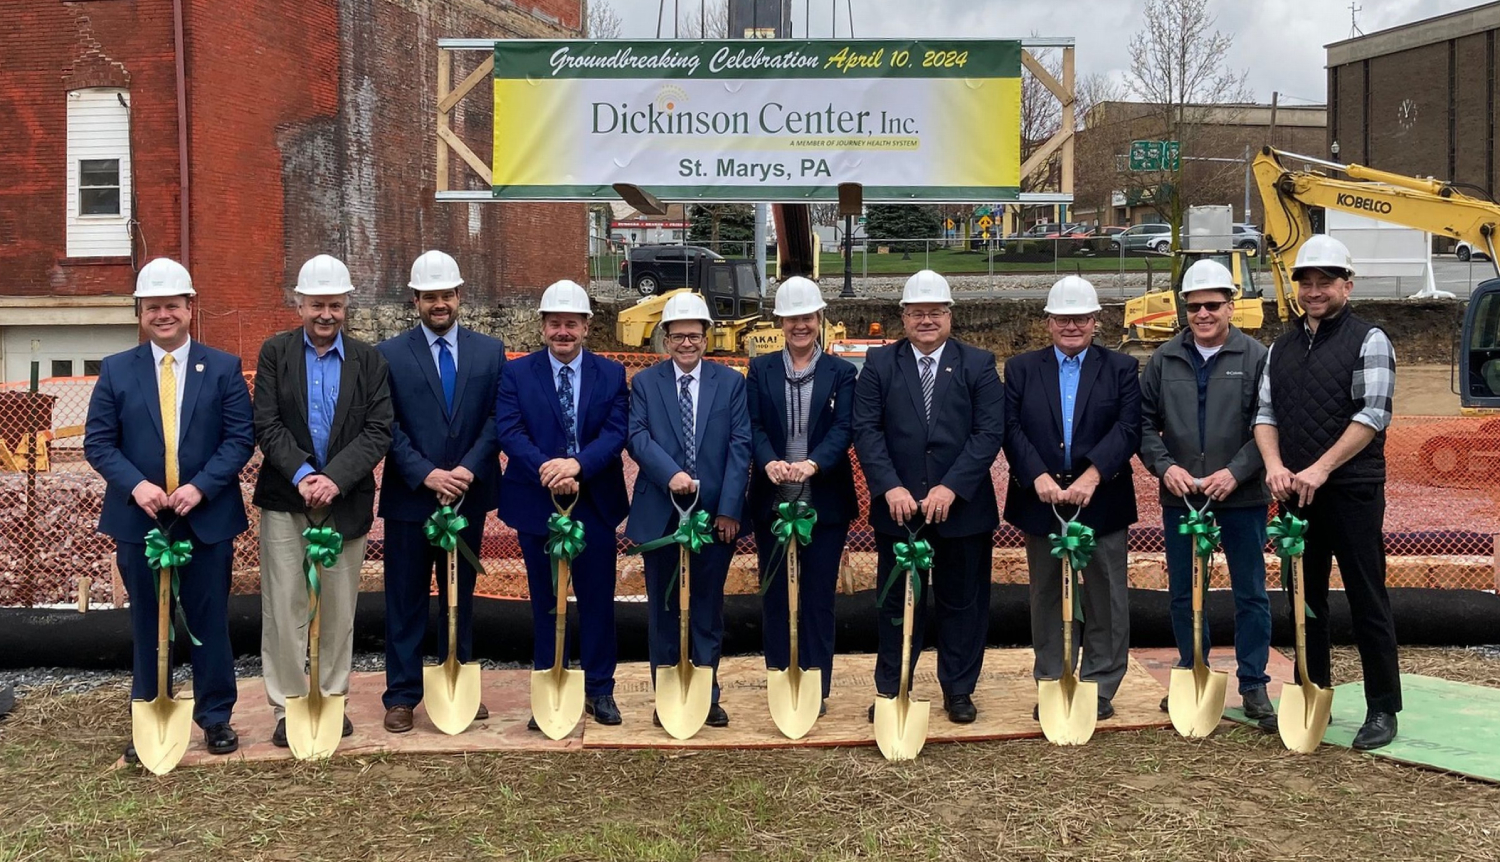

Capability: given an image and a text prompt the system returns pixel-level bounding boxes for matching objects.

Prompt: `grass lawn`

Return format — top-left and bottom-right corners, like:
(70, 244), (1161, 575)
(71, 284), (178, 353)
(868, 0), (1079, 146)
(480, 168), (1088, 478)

(3, 647), (1498, 861)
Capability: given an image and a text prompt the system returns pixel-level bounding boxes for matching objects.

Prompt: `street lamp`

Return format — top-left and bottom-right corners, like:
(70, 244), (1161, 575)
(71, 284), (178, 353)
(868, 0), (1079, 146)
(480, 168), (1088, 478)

(1331, 140), (1341, 163)
(837, 182), (862, 298)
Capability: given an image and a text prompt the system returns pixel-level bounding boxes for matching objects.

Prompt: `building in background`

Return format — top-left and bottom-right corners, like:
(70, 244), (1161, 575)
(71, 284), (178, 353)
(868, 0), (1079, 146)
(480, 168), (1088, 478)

(729, 0), (792, 39)
(0, 0), (587, 381)
(1326, 1), (1500, 197)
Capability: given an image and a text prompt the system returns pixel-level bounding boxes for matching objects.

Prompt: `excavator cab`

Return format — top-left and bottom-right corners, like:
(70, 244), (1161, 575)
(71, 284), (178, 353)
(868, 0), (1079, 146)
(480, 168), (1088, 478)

(1460, 279), (1500, 411)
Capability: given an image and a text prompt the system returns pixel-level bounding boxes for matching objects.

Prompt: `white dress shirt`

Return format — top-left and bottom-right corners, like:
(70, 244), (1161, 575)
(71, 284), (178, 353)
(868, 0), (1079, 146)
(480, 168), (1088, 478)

(149, 338), (191, 442)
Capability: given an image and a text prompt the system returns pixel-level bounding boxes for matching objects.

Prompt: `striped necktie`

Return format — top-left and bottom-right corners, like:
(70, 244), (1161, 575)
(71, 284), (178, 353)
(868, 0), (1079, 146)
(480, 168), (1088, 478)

(919, 355), (935, 423)
(679, 373), (696, 477)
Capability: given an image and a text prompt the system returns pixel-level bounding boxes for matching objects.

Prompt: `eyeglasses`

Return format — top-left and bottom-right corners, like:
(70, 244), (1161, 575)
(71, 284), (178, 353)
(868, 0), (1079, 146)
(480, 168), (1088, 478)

(665, 333), (705, 345)
(1185, 301), (1229, 314)
(1050, 315), (1095, 328)
(902, 309), (951, 321)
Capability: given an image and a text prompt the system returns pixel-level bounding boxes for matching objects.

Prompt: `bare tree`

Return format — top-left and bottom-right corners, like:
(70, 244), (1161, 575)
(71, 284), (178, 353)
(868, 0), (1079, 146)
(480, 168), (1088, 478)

(1125, 0), (1253, 245)
(586, 0), (624, 38)
(678, 0), (729, 38)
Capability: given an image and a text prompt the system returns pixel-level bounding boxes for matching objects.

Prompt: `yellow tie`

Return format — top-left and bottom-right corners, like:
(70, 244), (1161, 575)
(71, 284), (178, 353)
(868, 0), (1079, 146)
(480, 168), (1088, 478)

(160, 354), (179, 493)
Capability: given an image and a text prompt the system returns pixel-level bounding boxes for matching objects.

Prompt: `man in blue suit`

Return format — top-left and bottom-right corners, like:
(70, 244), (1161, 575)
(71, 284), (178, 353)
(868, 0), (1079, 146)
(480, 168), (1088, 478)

(495, 280), (630, 727)
(1003, 276), (1142, 721)
(376, 250), (506, 734)
(626, 292), (751, 727)
(85, 258), (255, 761)
(853, 270), (1006, 725)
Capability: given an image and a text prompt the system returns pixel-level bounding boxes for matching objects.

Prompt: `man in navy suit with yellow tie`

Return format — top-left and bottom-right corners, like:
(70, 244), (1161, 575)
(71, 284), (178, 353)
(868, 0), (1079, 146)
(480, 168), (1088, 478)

(495, 280), (630, 727)
(377, 250), (506, 733)
(85, 258), (255, 761)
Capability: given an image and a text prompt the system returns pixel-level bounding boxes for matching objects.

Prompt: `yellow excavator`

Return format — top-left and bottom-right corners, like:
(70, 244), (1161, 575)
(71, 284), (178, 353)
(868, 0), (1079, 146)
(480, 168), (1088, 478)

(1252, 145), (1500, 412)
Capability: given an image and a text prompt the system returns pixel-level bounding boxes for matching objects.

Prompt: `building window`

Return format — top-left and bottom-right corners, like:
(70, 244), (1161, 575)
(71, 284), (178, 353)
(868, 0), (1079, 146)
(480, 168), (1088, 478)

(78, 159), (121, 216)
(83, 359), (102, 377)
(52, 360), (74, 378)
(66, 88), (131, 257)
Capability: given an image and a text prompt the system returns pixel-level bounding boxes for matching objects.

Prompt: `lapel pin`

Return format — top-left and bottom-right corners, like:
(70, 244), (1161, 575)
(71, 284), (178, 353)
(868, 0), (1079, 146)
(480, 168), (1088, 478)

(195, 363), (205, 372)
(944, 367), (953, 373)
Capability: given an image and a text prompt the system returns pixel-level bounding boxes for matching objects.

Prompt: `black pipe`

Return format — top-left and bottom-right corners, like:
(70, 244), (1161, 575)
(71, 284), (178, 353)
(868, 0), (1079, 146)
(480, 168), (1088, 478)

(2, 587), (1496, 671)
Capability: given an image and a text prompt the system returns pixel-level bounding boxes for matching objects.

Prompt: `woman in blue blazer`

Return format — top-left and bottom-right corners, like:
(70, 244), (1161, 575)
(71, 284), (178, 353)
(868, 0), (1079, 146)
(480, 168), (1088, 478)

(746, 278), (858, 713)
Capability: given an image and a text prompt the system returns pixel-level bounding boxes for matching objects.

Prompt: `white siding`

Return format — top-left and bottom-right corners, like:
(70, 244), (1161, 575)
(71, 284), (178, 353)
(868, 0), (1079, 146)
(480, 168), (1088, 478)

(66, 88), (132, 258)
(1, 324), (138, 386)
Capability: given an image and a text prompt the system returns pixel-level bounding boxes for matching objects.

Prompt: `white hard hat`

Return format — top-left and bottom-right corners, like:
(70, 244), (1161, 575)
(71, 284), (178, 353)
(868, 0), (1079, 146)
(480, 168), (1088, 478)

(900, 269), (953, 306)
(1291, 234), (1355, 279)
(1180, 259), (1236, 298)
(1044, 275), (1101, 315)
(539, 279), (593, 317)
(659, 291), (712, 326)
(294, 254), (354, 296)
(773, 276), (827, 317)
(134, 258), (195, 298)
(409, 250), (463, 292)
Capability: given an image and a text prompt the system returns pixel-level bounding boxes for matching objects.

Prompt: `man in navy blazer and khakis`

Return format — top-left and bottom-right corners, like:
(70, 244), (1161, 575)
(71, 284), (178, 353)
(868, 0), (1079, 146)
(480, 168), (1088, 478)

(496, 280), (630, 727)
(85, 258), (255, 760)
(376, 250), (506, 734)
(852, 270), (1005, 725)
(626, 292), (750, 728)
(1003, 276), (1141, 721)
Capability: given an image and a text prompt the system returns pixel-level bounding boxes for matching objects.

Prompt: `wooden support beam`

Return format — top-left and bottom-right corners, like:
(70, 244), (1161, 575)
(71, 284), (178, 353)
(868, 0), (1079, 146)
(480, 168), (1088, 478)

(438, 125), (493, 185)
(1061, 46), (1076, 206)
(436, 49), (451, 193)
(438, 55), (494, 115)
(1021, 49), (1071, 106)
(1020, 128), (1070, 184)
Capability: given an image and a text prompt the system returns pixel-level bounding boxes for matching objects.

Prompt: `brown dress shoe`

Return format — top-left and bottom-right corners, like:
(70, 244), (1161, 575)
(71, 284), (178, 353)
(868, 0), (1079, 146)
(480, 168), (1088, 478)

(475, 703), (489, 721)
(384, 705), (415, 733)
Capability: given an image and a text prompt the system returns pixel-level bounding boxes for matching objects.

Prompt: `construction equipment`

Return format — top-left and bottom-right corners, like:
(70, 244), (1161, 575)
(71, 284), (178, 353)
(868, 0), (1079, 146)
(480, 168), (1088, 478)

(425, 540), (483, 737)
(530, 493), (586, 741)
(617, 281), (846, 357)
(654, 489), (714, 740)
(766, 508), (822, 741)
(1167, 495), (1229, 739)
(130, 536), (193, 775)
(1252, 146), (1500, 411)
(1037, 506), (1098, 746)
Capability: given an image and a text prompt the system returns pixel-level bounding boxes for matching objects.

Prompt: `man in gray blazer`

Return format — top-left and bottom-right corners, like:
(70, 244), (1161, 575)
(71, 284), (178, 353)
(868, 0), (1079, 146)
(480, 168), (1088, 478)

(252, 254), (392, 746)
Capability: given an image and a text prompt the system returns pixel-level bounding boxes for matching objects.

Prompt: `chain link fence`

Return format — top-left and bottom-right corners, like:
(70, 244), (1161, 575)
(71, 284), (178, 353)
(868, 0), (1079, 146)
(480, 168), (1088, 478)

(2, 354), (1496, 608)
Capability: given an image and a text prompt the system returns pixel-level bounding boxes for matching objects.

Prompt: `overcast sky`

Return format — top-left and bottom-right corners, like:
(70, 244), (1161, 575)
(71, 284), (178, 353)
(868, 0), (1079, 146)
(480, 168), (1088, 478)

(600, 0), (1495, 104)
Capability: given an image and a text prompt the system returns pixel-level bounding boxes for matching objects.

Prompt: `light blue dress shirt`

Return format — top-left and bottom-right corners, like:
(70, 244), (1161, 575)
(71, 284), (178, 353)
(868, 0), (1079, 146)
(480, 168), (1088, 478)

(293, 331), (344, 484)
(548, 350), (584, 424)
(1055, 345), (1088, 470)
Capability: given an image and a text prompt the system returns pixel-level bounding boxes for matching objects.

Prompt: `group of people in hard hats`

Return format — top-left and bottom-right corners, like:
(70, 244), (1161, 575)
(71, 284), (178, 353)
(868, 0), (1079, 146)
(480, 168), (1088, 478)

(85, 228), (1401, 761)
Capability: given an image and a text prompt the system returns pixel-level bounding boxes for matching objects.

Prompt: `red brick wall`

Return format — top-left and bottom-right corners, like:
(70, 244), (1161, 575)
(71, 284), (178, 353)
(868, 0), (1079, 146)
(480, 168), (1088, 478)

(0, 0), (181, 297)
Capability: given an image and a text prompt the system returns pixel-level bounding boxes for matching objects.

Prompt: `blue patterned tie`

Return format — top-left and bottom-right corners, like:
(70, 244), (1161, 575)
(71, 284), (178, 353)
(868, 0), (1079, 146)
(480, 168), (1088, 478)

(679, 373), (696, 477)
(436, 337), (456, 414)
(558, 365), (578, 456)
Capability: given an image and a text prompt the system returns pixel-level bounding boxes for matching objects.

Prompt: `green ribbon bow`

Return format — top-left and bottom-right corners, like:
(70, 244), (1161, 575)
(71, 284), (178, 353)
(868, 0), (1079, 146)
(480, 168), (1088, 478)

(300, 525), (344, 622)
(878, 533), (932, 626)
(143, 527), (201, 646)
(1179, 509), (1222, 559)
(1268, 511), (1316, 619)
(424, 505), (487, 576)
(544, 512), (587, 602)
(627, 509), (715, 612)
(758, 501), (819, 596)
(1049, 520), (1096, 624)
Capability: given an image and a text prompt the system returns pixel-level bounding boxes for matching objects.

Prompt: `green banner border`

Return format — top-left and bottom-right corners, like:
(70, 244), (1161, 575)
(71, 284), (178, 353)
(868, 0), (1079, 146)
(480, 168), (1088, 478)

(493, 39), (1021, 80)
(491, 184), (1022, 203)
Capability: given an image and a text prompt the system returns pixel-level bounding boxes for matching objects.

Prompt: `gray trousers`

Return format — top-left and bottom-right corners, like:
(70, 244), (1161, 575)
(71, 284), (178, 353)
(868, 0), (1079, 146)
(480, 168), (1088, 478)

(259, 509), (367, 719)
(1026, 529), (1130, 700)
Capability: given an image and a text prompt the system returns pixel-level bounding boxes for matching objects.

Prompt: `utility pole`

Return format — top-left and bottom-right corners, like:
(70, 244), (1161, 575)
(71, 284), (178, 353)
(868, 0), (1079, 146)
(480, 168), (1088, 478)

(1268, 91), (1280, 148)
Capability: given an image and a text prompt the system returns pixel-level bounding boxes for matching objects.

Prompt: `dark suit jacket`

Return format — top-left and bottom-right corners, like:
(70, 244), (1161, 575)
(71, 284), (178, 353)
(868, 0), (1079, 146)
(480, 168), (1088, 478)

(625, 358), (751, 543)
(746, 351), (858, 528)
(376, 326), (505, 524)
(1002, 343), (1142, 537)
(495, 349), (630, 534)
(852, 337), (1005, 538)
(84, 340), (254, 546)
(251, 328), (393, 538)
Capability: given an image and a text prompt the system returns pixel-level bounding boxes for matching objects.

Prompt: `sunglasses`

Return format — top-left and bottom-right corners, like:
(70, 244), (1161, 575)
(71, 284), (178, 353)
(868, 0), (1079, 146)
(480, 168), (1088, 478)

(1185, 301), (1228, 314)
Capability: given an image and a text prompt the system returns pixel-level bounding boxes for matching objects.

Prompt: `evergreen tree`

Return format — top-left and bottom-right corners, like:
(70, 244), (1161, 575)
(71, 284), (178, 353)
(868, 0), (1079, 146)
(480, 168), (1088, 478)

(865, 205), (942, 253)
(689, 204), (756, 256)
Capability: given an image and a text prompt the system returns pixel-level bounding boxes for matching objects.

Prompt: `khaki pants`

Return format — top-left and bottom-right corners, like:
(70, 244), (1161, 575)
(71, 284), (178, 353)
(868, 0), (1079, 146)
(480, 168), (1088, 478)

(259, 509), (366, 718)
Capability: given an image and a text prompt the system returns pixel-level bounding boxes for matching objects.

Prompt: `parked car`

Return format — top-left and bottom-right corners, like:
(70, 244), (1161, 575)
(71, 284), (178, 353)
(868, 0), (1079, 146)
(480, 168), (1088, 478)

(1232, 223), (1263, 253)
(1113, 223), (1174, 253)
(1456, 240), (1492, 262)
(617, 244), (725, 296)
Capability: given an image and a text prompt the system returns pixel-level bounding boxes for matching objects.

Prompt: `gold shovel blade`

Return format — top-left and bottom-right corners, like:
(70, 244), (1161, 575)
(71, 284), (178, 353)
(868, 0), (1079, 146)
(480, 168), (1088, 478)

(1167, 665), (1229, 739)
(654, 661), (713, 740)
(873, 693), (930, 762)
(424, 658), (483, 737)
(284, 692), (346, 761)
(529, 665), (585, 741)
(1277, 680), (1334, 754)
(767, 666), (822, 741)
(130, 693), (194, 776)
(1037, 677), (1099, 746)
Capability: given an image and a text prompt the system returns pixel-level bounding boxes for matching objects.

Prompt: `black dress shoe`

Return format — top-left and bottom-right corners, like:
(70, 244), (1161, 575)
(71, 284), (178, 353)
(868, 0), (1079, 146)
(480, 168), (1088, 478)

(705, 704), (730, 728)
(204, 723), (239, 755)
(1240, 687), (1275, 721)
(1033, 704), (1039, 722)
(943, 694), (977, 724)
(1159, 695), (1170, 713)
(272, 718), (288, 748)
(868, 694), (895, 723)
(1352, 711), (1398, 751)
(585, 695), (623, 726)
(651, 710), (662, 728)
(342, 716), (353, 738)
(1097, 698), (1115, 720)
(819, 700), (827, 718)
(123, 742), (139, 764)
(527, 715), (541, 732)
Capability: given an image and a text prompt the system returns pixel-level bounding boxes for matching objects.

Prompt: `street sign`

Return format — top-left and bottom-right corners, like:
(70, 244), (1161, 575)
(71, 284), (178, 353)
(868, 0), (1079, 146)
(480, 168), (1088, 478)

(978, 215), (994, 229)
(1163, 140), (1181, 171)
(1128, 139), (1179, 171)
(945, 219), (955, 230)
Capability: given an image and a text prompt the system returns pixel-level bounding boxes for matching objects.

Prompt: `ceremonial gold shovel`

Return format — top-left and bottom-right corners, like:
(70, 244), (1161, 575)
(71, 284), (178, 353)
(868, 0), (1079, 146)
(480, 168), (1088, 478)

(655, 488), (713, 740)
(530, 492), (585, 740)
(1278, 550), (1333, 753)
(873, 542), (930, 762)
(1168, 496), (1229, 738)
(424, 536), (482, 736)
(1038, 506), (1098, 746)
(130, 547), (193, 775)
(767, 536), (822, 740)
(284, 575), (346, 760)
